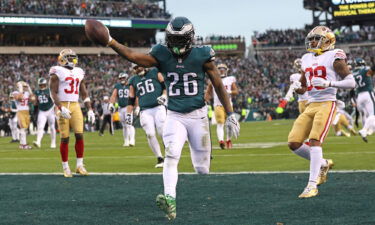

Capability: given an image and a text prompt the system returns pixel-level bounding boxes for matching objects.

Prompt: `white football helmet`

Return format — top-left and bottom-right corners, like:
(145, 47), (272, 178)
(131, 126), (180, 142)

(58, 49), (78, 68)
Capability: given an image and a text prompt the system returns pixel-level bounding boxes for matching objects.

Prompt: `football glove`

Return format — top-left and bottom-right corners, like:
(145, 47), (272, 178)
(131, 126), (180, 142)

(108, 103), (115, 113)
(59, 106), (71, 119)
(157, 94), (167, 105)
(134, 106), (140, 116)
(88, 109), (95, 124)
(125, 113), (133, 125)
(226, 113), (240, 139)
(311, 77), (330, 88)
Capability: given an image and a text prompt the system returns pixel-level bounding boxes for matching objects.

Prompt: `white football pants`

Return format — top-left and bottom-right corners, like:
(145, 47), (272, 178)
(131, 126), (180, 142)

(162, 106), (211, 198)
(119, 107), (135, 145)
(36, 107), (56, 146)
(357, 91), (375, 125)
(8, 116), (19, 140)
(140, 105), (166, 158)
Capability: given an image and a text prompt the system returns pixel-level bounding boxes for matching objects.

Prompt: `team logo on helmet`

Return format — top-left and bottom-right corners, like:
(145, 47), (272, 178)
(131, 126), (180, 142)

(58, 49), (78, 68)
(38, 78), (47, 90)
(305, 26), (336, 55)
(165, 17), (195, 56)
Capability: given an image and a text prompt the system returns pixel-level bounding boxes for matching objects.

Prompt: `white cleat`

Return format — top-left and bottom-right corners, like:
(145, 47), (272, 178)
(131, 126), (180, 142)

(63, 167), (73, 178)
(33, 141), (41, 148)
(123, 142), (130, 147)
(50, 143), (56, 149)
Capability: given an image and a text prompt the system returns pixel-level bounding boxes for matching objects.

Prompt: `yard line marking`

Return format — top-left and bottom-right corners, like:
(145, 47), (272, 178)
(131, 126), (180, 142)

(0, 170), (375, 175)
(0, 151), (374, 160)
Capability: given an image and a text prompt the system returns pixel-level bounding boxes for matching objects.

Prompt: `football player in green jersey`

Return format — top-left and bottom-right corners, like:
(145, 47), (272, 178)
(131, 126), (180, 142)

(8, 93), (20, 143)
(104, 17), (240, 220)
(33, 78), (56, 148)
(352, 58), (375, 142)
(109, 73), (136, 147)
(126, 64), (166, 168)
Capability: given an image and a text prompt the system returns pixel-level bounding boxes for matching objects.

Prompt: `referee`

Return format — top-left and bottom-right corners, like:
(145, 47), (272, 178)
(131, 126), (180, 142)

(99, 96), (114, 136)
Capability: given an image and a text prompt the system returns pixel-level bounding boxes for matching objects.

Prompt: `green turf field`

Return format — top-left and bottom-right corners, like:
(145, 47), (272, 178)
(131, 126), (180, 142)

(0, 120), (374, 224)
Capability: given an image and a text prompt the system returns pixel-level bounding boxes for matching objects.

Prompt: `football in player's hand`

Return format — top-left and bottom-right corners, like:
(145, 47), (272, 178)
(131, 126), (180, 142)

(85, 19), (111, 46)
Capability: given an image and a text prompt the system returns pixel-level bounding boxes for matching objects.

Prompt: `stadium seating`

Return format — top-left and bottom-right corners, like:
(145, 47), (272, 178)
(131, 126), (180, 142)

(0, 0), (170, 19)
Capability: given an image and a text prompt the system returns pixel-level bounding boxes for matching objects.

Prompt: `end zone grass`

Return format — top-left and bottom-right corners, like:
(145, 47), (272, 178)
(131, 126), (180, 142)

(0, 120), (374, 224)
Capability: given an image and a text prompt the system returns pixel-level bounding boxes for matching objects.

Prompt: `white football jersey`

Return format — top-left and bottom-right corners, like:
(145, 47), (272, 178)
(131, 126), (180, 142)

(49, 65), (85, 102)
(213, 76), (236, 106)
(301, 49), (346, 103)
(290, 73), (309, 102)
(12, 91), (30, 111)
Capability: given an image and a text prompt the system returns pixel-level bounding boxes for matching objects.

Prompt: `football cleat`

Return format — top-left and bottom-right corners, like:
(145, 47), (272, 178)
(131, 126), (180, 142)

(19, 144), (32, 150)
(33, 141), (41, 148)
(10, 139), (19, 143)
(359, 130), (368, 143)
(219, 141), (225, 150)
(50, 143), (56, 149)
(350, 128), (358, 136)
(341, 130), (350, 137)
(156, 194), (176, 220)
(63, 167), (73, 178)
(226, 140), (232, 149)
(317, 159), (334, 186)
(123, 141), (129, 147)
(76, 165), (89, 176)
(155, 157), (164, 168)
(298, 185), (318, 198)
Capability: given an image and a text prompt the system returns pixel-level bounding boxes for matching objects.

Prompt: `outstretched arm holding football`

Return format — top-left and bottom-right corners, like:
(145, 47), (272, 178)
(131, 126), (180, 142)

(85, 19), (158, 67)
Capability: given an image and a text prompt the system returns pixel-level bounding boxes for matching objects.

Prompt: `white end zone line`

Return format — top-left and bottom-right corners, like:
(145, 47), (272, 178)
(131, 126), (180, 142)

(1, 170), (375, 175)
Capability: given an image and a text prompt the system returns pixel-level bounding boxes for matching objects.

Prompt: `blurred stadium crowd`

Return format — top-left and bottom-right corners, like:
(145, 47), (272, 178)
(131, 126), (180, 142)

(252, 26), (375, 46)
(0, 0), (170, 19)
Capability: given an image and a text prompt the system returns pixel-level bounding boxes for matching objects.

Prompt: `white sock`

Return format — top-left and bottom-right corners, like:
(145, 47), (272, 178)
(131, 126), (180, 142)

(20, 128), (27, 145)
(62, 161), (69, 170)
(216, 123), (224, 141)
(15, 128), (19, 140)
(147, 134), (162, 158)
(292, 144), (310, 160)
(36, 128), (44, 144)
(122, 127), (128, 143)
(76, 158), (83, 167)
(163, 157), (179, 198)
(130, 126), (135, 144)
(308, 146), (323, 187)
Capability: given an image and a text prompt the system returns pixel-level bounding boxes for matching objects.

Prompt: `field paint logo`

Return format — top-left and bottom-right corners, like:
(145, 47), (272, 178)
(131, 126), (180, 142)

(332, 0), (375, 5)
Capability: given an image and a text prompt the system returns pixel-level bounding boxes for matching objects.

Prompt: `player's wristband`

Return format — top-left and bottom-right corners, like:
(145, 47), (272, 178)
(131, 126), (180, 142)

(83, 97), (91, 103)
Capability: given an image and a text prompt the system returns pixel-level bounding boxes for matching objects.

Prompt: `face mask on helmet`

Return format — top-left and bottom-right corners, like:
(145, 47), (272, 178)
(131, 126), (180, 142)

(354, 58), (366, 69)
(217, 64), (228, 77)
(119, 73), (128, 84)
(305, 26), (335, 55)
(165, 17), (195, 56)
(38, 78), (47, 90)
(58, 49), (78, 68)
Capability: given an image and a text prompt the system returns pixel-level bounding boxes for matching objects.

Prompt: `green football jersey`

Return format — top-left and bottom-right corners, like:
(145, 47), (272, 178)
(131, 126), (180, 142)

(150, 44), (215, 113)
(128, 68), (163, 111)
(353, 67), (374, 93)
(114, 83), (130, 107)
(34, 89), (54, 111)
